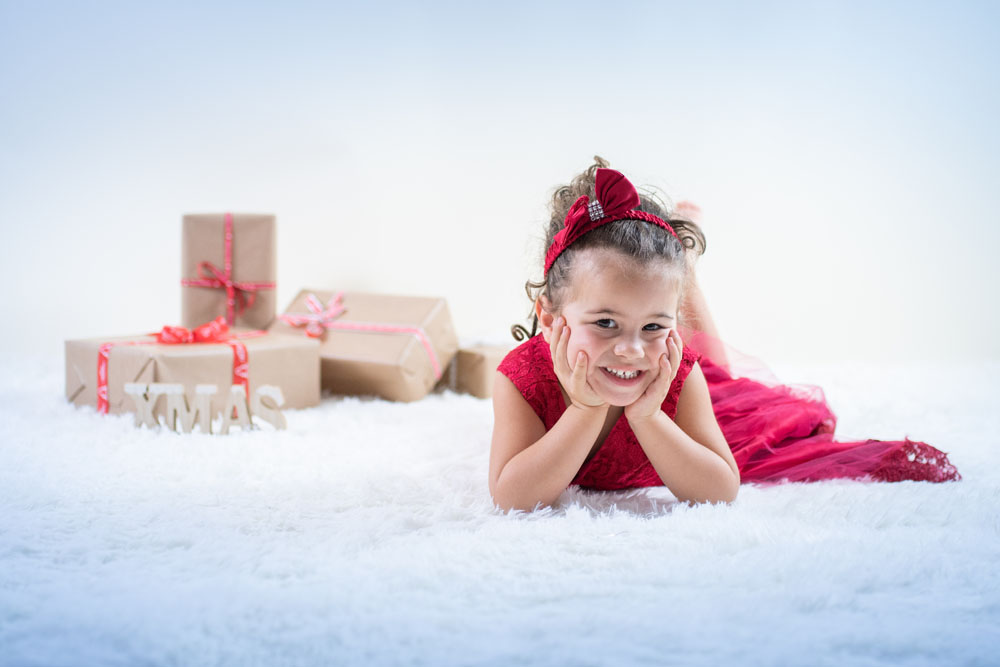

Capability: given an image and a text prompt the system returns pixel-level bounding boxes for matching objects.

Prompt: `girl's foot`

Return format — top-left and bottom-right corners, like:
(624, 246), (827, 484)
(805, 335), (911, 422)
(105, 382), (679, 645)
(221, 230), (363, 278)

(674, 200), (702, 224)
(674, 200), (705, 274)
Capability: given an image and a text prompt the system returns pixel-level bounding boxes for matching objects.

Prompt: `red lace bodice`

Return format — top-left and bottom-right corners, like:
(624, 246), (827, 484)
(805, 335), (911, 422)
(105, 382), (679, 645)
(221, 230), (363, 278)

(497, 334), (699, 490)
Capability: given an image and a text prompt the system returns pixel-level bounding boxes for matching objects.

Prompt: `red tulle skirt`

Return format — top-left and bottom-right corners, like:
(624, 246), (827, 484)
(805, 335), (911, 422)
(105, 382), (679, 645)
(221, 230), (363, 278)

(683, 328), (961, 484)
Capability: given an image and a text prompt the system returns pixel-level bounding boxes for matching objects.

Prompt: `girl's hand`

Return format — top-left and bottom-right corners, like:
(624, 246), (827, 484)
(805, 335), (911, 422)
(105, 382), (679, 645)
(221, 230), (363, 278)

(625, 328), (683, 423)
(549, 317), (607, 411)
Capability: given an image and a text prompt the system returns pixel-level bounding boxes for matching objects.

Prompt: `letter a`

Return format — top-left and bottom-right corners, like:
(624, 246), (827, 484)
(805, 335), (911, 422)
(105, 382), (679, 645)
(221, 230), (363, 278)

(219, 385), (252, 435)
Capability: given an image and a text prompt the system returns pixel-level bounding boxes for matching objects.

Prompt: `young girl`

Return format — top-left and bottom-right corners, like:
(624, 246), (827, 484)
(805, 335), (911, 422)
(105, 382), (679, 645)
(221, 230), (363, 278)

(489, 159), (960, 512)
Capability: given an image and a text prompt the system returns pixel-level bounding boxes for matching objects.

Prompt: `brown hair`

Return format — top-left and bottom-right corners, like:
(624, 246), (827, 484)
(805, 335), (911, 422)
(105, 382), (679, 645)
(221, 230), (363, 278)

(512, 156), (706, 340)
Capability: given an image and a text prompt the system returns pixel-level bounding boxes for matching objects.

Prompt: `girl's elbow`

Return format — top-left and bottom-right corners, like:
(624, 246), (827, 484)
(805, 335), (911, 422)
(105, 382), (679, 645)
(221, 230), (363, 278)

(490, 486), (517, 513)
(682, 474), (740, 505)
(704, 459), (741, 504)
(714, 470), (741, 504)
(726, 465), (741, 502)
(490, 479), (552, 513)
(493, 497), (544, 513)
(720, 480), (739, 504)
(491, 491), (551, 514)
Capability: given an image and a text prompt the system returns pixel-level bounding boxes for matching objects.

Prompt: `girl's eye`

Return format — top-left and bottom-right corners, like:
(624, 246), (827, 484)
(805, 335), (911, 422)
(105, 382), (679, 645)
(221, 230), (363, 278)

(643, 323), (665, 332)
(594, 319), (616, 329)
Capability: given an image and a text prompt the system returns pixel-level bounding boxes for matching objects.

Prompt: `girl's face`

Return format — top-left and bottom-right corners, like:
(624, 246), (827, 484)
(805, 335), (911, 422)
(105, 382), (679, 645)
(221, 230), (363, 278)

(539, 247), (682, 407)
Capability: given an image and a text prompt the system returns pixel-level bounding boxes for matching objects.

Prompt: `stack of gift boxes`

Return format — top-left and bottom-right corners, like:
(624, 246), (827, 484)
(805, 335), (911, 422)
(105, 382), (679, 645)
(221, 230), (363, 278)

(65, 213), (510, 433)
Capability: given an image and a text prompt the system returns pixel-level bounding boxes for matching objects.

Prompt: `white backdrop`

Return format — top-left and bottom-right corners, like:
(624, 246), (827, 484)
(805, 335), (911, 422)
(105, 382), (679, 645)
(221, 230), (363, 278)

(2, 1), (997, 365)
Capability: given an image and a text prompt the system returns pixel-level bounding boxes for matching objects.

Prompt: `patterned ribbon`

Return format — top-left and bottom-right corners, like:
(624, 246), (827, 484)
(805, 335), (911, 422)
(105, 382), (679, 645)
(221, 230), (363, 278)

(277, 293), (346, 338)
(180, 213), (276, 325)
(279, 292), (442, 379)
(96, 317), (265, 415)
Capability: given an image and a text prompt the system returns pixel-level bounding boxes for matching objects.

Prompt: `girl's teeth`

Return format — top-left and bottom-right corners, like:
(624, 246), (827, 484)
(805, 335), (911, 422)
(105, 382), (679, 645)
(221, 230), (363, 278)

(606, 368), (639, 380)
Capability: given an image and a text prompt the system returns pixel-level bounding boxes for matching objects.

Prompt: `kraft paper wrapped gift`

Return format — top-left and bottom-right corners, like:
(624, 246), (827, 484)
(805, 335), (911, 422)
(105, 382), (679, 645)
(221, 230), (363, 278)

(269, 290), (458, 402)
(439, 344), (512, 399)
(182, 213), (276, 329)
(65, 327), (320, 417)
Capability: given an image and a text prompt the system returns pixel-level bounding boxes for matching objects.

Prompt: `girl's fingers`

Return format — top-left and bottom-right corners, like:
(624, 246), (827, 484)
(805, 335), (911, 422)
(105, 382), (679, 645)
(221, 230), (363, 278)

(550, 317), (567, 373)
(667, 330), (682, 376)
(556, 320), (569, 368)
(626, 353), (670, 420)
(655, 353), (672, 392)
(570, 351), (607, 409)
(571, 350), (588, 388)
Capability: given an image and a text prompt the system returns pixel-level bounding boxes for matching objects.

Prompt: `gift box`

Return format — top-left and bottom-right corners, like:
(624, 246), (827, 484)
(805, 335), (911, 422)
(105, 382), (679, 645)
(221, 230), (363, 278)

(269, 290), (458, 402)
(65, 321), (320, 418)
(439, 344), (512, 399)
(182, 213), (276, 329)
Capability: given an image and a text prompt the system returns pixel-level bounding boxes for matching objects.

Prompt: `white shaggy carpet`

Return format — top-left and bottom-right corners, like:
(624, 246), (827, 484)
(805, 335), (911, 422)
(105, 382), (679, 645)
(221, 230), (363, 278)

(1, 355), (998, 667)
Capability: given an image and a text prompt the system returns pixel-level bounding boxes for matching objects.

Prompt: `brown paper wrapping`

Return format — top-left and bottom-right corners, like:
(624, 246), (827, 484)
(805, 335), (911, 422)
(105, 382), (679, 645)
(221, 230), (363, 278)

(440, 344), (512, 399)
(269, 290), (459, 402)
(181, 213), (276, 329)
(65, 331), (320, 416)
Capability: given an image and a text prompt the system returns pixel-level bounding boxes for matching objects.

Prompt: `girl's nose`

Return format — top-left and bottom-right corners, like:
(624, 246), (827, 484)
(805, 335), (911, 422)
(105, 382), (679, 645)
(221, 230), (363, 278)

(614, 338), (643, 360)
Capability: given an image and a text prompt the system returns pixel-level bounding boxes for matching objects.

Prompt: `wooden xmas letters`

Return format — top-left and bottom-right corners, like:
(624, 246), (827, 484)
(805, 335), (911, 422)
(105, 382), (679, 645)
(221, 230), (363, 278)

(123, 382), (287, 434)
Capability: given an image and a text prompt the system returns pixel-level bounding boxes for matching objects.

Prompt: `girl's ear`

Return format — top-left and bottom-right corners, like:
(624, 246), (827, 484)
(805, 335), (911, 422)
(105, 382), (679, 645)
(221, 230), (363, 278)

(536, 295), (557, 343)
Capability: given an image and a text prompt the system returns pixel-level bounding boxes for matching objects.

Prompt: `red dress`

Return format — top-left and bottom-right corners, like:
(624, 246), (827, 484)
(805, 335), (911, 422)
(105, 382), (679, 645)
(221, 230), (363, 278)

(496, 332), (960, 490)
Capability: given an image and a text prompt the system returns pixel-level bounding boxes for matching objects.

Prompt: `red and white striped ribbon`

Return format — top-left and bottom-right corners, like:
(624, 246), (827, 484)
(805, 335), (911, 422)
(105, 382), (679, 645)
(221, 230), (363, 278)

(279, 292), (442, 379)
(180, 213), (276, 325)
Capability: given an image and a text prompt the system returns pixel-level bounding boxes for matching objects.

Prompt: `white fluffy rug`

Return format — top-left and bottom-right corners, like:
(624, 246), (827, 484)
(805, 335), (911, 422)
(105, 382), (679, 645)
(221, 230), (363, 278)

(1, 356), (998, 667)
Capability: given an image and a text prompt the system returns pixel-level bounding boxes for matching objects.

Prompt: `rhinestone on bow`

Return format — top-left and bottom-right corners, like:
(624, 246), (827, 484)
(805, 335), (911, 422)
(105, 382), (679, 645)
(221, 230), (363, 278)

(587, 199), (604, 221)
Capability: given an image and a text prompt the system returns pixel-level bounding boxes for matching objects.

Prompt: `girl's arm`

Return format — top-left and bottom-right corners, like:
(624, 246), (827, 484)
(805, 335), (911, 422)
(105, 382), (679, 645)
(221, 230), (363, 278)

(629, 361), (740, 504)
(488, 372), (608, 512)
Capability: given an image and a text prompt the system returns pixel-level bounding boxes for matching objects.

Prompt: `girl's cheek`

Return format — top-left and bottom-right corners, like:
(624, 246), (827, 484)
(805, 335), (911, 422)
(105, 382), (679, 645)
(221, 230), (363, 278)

(647, 334), (670, 358)
(566, 329), (599, 366)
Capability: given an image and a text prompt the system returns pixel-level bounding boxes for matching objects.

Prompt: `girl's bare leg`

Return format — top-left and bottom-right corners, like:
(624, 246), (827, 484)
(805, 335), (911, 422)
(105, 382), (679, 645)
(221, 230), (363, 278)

(681, 277), (722, 340)
(676, 202), (729, 366)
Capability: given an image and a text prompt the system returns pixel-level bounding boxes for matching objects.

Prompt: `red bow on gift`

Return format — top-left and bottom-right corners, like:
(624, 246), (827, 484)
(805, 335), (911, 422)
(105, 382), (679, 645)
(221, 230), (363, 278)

(279, 292), (443, 379)
(95, 318), (265, 415)
(152, 316), (262, 394)
(278, 293), (346, 338)
(157, 316), (232, 344)
(180, 213), (276, 325)
(184, 261), (269, 323)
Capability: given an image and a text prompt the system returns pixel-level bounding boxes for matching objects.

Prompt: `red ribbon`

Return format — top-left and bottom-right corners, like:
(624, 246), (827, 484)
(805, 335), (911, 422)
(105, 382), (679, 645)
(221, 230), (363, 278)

(96, 317), (264, 415)
(157, 316), (232, 344)
(279, 292), (443, 379)
(180, 213), (276, 325)
(278, 292), (346, 338)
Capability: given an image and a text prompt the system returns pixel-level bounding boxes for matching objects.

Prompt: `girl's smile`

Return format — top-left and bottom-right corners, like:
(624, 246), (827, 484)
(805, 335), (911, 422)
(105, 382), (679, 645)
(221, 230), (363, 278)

(542, 248), (682, 407)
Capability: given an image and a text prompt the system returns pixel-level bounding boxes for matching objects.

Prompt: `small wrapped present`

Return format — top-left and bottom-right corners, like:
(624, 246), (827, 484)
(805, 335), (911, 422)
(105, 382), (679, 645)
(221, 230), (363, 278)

(439, 344), (512, 399)
(269, 290), (458, 402)
(65, 318), (320, 418)
(182, 213), (276, 329)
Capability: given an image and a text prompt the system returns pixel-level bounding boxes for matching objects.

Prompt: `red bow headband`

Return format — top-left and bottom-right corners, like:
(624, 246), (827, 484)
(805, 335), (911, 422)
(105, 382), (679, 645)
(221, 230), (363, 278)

(544, 168), (678, 276)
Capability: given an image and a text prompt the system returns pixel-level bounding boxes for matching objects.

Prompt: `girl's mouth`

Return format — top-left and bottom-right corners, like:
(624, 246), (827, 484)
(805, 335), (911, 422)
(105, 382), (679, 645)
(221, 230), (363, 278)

(601, 367), (644, 384)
